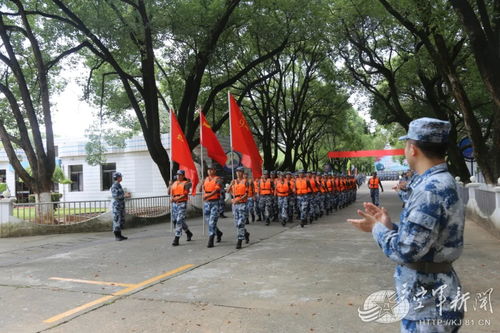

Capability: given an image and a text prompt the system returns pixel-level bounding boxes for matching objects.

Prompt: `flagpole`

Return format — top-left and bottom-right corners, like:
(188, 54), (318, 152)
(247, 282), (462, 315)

(199, 110), (206, 236)
(228, 92), (235, 182)
(169, 109), (173, 235)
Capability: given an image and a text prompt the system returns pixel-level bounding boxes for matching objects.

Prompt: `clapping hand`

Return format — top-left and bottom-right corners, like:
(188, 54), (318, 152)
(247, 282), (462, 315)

(347, 202), (393, 232)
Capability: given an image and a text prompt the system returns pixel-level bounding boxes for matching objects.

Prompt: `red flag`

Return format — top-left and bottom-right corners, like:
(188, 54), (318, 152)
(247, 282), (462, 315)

(229, 93), (263, 178)
(200, 112), (227, 167)
(171, 110), (198, 195)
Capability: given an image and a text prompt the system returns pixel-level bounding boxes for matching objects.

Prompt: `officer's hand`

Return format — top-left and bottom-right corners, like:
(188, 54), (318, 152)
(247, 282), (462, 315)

(347, 210), (376, 232)
(363, 202), (393, 229)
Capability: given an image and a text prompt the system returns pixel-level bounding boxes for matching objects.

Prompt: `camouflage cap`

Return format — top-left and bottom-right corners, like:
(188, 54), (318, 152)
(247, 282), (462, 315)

(176, 170), (185, 175)
(235, 166), (244, 172)
(399, 117), (451, 144)
(112, 172), (122, 179)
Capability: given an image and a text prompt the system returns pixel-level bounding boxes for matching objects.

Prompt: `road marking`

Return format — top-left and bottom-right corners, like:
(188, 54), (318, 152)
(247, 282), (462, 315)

(44, 264), (194, 324)
(49, 277), (135, 288)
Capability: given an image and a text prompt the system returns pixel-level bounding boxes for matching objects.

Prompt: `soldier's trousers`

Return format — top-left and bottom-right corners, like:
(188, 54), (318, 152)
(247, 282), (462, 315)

(370, 188), (380, 206)
(172, 202), (188, 237)
(254, 195), (262, 217)
(112, 202), (125, 232)
(288, 195), (295, 219)
(246, 197), (255, 217)
(233, 202), (248, 240)
(259, 195), (273, 219)
(297, 195), (309, 221)
(204, 200), (219, 236)
(277, 196), (288, 221)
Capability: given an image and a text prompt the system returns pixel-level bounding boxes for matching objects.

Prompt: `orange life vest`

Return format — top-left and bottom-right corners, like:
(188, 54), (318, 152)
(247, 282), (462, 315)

(204, 176), (221, 200)
(259, 179), (273, 195)
(310, 179), (319, 193)
(275, 181), (290, 197)
(171, 180), (189, 202)
(232, 179), (248, 203)
(369, 177), (380, 189)
(327, 179), (334, 192)
(295, 178), (309, 195)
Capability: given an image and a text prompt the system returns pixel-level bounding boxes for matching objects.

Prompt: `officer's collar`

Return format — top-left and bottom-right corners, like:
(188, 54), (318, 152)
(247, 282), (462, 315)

(412, 163), (447, 187)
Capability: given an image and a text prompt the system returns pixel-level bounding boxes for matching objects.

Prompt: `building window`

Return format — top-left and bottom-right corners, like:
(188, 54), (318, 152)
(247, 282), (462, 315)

(101, 163), (116, 191)
(69, 165), (83, 192)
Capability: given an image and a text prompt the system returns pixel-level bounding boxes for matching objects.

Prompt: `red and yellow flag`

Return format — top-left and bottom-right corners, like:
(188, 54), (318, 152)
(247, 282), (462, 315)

(200, 112), (227, 167)
(229, 93), (262, 178)
(171, 110), (198, 194)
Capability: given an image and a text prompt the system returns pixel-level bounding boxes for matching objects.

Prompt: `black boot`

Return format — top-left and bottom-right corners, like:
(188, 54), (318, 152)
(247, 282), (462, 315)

(256, 214), (262, 222)
(114, 231), (127, 241)
(220, 213), (227, 218)
(251, 213), (255, 222)
(300, 219), (305, 228)
(216, 229), (223, 243)
(207, 235), (215, 248)
(245, 218), (249, 225)
(265, 218), (270, 226)
(236, 239), (242, 249)
(245, 231), (250, 244)
(186, 229), (193, 241)
(172, 236), (180, 246)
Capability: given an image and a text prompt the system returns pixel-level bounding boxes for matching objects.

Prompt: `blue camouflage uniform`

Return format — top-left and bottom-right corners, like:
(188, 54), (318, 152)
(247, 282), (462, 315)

(372, 118), (464, 333)
(171, 180), (192, 238)
(110, 181), (126, 232)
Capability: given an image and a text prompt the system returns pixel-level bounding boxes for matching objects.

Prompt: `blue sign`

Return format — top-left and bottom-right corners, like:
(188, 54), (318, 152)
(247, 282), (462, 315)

(458, 138), (474, 161)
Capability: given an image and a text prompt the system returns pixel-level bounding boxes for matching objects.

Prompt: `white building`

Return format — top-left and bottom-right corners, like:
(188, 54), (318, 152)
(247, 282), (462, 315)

(0, 134), (231, 202)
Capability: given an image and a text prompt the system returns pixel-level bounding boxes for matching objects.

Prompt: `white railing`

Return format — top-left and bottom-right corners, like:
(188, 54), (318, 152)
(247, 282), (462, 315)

(456, 177), (500, 232)
(2, 193), (203, 225)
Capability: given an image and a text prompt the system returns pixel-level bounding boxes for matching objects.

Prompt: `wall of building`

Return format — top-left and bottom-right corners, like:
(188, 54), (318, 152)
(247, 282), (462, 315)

(60, 151), (169, 202)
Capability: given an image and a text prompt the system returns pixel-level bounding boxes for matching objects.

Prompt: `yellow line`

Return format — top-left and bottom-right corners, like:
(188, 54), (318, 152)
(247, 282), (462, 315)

(49, 277), (135, 288)
(43, 264), (194, 324)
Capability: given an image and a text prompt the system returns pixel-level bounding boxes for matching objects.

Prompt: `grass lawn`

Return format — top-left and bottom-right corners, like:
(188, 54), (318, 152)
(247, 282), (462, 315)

(13, 207), (108, 221)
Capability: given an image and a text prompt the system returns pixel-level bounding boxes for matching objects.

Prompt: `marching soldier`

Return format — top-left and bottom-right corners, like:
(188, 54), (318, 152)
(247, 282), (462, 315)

(169, 170), (194, 246)
(286, 171), (296, 222)
(275, 172), (290, 226)
(368, 172), (384, 207)
(228, 166), (250, 249)
(202, 165), (224, 248)
(348, 118), (465, 332)
(244, 172), (256, 223)
(294, 170), (312, 227)
(257, 170), (274, 225)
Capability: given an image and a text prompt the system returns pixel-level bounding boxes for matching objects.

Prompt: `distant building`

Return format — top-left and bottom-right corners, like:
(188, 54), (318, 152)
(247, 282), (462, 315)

(0, 134), (232, 202)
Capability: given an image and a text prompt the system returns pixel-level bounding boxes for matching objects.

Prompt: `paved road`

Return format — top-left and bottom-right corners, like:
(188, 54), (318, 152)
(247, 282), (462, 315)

(0, 182), (498, 332)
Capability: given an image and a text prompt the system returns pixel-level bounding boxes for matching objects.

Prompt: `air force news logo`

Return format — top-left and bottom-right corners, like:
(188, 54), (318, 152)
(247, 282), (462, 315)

(358, 290), (410, 323)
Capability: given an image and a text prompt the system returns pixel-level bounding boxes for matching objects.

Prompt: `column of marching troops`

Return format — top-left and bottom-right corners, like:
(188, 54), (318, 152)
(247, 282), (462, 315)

(169, 165), (360, 249)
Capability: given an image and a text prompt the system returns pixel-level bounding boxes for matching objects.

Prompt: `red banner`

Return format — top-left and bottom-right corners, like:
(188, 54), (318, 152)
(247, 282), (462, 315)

(328, 149), (405, 158)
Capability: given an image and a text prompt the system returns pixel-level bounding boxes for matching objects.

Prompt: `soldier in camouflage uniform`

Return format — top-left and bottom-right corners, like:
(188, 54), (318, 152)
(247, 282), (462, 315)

(294, 170), (312, 227)
(110, 172), (130, 241)
(348, 118), (464, 333)
(203, 165), (224, 248)
(243, 172), (255, 223)
(169, 170), (194, 246)
(258, 170), (274, 225)
(228, 167), (250, 249)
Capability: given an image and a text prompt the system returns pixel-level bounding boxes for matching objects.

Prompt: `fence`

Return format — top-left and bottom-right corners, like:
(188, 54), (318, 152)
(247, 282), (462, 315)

(456, 177), (500, 235)
(6, 193), (203, 225)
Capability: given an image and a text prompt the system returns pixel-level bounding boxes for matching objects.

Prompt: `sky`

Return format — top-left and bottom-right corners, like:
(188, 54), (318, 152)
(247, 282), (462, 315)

(52, 79), (95, 140)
